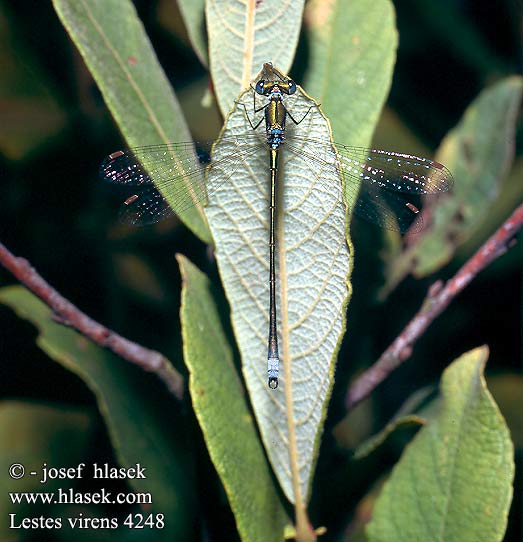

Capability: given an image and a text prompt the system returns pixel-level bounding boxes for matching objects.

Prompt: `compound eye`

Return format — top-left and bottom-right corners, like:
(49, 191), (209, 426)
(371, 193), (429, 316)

(287, 80), (297, 94)
(255, 80), (265, 94)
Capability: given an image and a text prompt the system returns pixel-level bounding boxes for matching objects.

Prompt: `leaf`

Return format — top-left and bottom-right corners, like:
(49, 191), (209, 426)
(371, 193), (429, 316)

(487, 373), (523, 450)
(0, 400), (93, 539)
(0, 286), (195, 541)
(372, 108), (431, 158)
(52, 0), (211, 243)
(456, 157), (523, 266)
(353, 415), (425, 461)
(178, 256), (289, 542)
(367, 346), (515, 542)
(206, 0), (305, 116)
(382, 76), (523, 294)
(205, 65), (351, 505)
(177, 0), (208, 67)
(0, 4), (66, 160)
(334, 385), (433, 451)
(352, 386), (435, 459)
(113, 252), (169, 305)
(303, 0), (397, 150)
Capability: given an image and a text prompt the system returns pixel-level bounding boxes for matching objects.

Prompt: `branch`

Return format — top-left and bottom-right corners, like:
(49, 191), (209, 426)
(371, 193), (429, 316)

(346, 204), (523, 410)
(0, 242), (184, 400)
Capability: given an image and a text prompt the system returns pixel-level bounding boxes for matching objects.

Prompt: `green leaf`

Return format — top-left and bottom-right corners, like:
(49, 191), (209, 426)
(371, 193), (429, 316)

(303, 0), (397, 150)
(178, 256), (289, 542)
(335, 385), (433, 452)
(353, 415), (425, 460)
(0, 286), (194, 541)
(0, 5), (67, 160)
(372, 108), (431, 158)
(367, 346), (515, 542)
(352, 386), (435, 459)
(52, 0), (211, 243)
(177, 0), (208, 67)
(0, 401), (93, 539)
(302, 0), (397, 222)
(206, 0), (305, 116)
(112, 252), (169, 304)
(487, 373), (523, 450)
(205, 65), (351, 505)
(382, 76), (523, 293)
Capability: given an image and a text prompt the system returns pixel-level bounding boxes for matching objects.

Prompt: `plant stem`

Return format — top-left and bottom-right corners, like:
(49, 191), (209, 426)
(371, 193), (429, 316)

(0, 241), (184, 400)
(346, 203), (523, 410)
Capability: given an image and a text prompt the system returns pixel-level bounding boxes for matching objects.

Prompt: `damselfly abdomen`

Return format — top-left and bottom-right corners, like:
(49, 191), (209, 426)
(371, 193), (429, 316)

(100, 63), (453, 389)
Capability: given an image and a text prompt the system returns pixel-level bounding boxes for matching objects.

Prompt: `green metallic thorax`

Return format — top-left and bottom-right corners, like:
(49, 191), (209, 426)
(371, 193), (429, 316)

(266, 100), (286, 130)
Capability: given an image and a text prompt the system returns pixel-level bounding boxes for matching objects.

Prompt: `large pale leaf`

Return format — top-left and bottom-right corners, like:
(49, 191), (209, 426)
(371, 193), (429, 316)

(178, 256), (289, 542)
(205, 67), (351, 504)
(52, 0), (210, 243)
(367, 346), (514, 542)
(206, 0), (305, 115)
(304, 0), (397, 151)
(382, 76), (523, 293)
(0, 286), (194, 541)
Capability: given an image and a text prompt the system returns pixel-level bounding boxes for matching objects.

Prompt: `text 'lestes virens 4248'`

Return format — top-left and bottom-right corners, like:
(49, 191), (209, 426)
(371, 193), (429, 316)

(100, 63), (453, 390)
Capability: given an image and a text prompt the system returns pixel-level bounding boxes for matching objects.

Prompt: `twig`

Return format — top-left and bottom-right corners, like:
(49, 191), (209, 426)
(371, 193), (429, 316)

(0, 242), (184, 400)
(346, 204), (523, 410)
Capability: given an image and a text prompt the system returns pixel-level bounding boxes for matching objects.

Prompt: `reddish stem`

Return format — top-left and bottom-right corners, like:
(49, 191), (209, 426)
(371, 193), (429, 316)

(346, 204), (523, 410)
(0, 242), (184, 400)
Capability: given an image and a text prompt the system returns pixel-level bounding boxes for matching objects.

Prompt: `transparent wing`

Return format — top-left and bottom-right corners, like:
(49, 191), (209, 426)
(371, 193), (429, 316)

(100, 135), (264, 225)
(284, 134), (453, 232)
(101, 134), (453, 231)
(117, 187), (178, 226)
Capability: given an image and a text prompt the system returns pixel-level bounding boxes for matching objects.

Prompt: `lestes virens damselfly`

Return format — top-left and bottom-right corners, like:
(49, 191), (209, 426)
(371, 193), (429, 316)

(100, 63), (453, 390)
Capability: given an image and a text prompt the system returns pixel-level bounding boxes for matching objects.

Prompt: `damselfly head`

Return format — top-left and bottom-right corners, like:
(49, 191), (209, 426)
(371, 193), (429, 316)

(255, 78), (297, 96)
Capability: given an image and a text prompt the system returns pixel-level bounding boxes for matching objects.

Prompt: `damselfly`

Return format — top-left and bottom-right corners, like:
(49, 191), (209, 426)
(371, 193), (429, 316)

(100, 63), (453, 390)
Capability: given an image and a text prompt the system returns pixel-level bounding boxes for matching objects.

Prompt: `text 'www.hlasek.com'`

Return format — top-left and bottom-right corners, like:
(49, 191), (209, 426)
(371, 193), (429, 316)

(7, 462), (165, 531)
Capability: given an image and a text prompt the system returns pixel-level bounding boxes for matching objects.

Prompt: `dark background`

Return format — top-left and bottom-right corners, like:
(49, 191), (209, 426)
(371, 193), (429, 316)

(1, 0), (521, 540)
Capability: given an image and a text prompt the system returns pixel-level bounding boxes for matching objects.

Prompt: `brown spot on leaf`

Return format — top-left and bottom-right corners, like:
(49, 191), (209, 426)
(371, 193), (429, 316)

(76, 337), (89, 350)
(461, 138), (473, 164)
(304, 0), (335, 28)
(453, 207), (466, 224)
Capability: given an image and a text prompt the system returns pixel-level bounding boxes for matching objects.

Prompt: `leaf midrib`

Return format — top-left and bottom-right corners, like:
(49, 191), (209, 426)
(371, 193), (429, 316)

(78, 0), (169, 144)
